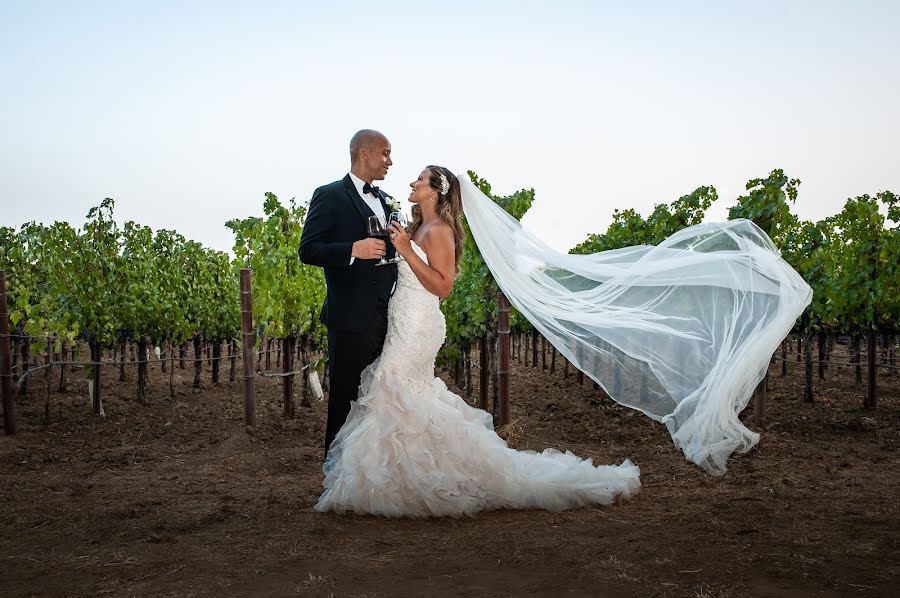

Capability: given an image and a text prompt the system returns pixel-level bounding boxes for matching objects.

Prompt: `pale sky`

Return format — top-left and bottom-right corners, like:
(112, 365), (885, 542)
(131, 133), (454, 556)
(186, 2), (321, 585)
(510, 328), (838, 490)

(2, 0), (899, 253)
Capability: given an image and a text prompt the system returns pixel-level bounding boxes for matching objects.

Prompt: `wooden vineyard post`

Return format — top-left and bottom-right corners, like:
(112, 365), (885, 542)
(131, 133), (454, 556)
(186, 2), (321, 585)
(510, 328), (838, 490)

(283, 334), (296, 418)
(803, 329), (814, 403)
(212, 342), (221, 384)
(229, 339), (237, 382)
(0, 272), (16, 435)
(497, 290), (510, 427)
(865, 327), (877, 409)
(118, 343), (126, 382)
(465, 348), (472, 398)
(19, 336), (29, 396)
(852, 336), (862, 384)
(781, 339), (788, 376)
(479, 334), (489, 411)
(865, 230), (878, 408)
(240, 269), (256, 428)
(89, 340), (102, 415)
(753, 375), (766, 429)
(192, 335), (202, 389)
(818, 329), (826, 380)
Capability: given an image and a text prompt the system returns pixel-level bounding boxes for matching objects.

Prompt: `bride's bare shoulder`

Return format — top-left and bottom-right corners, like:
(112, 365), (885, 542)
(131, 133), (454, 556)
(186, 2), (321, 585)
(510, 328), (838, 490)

(420, 222), (455, 253)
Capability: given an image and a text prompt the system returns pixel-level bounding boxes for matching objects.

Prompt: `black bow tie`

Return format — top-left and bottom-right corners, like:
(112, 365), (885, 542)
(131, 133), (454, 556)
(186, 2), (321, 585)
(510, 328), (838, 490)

(362, 182), (382, 199)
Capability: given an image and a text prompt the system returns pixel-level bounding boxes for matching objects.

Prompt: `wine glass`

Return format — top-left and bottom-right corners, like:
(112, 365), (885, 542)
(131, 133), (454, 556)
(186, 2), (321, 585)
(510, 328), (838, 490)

(389, 211), (408, 227)
(385, 212), (408, 264)
(367, 215), (389, 267)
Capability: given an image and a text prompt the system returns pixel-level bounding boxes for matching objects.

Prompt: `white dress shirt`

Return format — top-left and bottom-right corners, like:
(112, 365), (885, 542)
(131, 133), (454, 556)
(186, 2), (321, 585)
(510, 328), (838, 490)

(349, 171), (387, 226)
(348, 171), (387, 265)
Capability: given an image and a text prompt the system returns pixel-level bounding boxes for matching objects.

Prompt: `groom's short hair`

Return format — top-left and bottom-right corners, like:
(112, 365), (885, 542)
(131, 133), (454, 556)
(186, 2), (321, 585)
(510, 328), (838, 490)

(350, 129), (385, 161)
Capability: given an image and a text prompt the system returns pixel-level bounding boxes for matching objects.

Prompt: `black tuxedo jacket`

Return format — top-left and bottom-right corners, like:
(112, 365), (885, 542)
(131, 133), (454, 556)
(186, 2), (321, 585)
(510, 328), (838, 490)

(299, 174), (397, 333)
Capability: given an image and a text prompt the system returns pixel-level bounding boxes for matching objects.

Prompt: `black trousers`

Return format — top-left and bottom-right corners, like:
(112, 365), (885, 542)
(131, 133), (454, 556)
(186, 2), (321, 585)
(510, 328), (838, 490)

(324, 297), (389, 459)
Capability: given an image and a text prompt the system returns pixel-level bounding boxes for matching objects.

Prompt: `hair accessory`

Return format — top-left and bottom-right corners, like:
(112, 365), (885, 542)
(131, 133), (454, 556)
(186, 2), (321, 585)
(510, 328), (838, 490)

(438, 172), (450, 196)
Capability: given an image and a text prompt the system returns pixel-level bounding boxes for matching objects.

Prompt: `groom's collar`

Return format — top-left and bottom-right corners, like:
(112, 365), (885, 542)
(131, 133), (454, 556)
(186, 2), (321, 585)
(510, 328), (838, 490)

(348, 171), (372, 200)
(343, 173), (386, 223)
(348, 170), (366, 186)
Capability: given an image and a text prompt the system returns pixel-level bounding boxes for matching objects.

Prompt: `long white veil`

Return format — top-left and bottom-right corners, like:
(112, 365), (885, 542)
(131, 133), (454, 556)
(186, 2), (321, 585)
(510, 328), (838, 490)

(459, 176), (812, 475)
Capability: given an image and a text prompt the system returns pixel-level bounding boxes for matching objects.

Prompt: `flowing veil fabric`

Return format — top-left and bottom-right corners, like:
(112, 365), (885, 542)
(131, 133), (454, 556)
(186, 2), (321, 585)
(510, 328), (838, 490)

(458, 177), (812, 475)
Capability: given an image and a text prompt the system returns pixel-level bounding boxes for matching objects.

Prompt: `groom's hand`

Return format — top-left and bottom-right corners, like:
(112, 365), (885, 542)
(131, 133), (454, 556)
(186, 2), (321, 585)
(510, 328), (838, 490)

(352, 238), (386, 260)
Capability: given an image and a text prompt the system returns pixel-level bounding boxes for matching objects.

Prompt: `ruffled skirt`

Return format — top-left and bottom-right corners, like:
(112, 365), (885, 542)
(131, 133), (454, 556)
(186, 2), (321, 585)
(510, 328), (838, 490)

(315, 358), (640, 518)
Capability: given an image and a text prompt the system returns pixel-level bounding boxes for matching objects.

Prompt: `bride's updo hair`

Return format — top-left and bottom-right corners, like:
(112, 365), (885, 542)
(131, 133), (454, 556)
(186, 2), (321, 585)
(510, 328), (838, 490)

(408, 165), (464, 273)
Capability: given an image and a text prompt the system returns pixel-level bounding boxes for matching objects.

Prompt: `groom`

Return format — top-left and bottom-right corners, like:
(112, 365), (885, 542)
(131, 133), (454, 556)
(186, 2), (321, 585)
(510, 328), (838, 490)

(298, 129), (397, 458)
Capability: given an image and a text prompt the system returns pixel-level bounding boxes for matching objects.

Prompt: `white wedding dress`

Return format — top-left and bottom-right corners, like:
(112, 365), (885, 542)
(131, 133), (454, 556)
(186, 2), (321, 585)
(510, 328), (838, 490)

(315, 241), (641, 518)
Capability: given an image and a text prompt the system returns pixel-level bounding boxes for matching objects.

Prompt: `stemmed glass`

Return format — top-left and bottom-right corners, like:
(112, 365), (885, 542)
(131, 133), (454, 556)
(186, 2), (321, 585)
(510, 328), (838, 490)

(367, 215), (390, 267)
(385, 211), (408, 264)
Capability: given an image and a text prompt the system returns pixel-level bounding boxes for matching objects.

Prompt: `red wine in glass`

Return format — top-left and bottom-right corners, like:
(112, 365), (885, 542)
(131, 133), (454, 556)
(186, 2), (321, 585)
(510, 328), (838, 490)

(367, 215), (389, 266)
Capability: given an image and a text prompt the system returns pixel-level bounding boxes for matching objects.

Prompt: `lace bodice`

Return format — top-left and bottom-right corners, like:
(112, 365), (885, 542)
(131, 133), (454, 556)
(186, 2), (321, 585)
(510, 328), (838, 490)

(394, 241), (438, 297)
(379, 241), (446, 383)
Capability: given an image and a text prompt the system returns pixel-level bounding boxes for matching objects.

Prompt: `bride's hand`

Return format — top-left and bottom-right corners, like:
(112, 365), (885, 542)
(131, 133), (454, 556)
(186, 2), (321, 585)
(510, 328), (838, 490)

(389, 221), (411, 257)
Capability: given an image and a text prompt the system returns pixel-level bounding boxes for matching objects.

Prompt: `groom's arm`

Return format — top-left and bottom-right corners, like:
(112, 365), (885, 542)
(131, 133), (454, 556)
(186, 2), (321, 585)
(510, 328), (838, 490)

(299, 187), (355, 269)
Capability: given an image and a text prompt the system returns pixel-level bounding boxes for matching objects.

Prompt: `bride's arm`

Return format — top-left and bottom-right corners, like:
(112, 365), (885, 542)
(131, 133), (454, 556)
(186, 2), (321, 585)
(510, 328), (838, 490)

(390, 222), (456, 299)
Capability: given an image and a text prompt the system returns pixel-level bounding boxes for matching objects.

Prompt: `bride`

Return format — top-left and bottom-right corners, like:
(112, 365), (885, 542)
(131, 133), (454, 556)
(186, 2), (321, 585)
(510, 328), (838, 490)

(314, 166), (642, 518)
(315, 164), (811, 517)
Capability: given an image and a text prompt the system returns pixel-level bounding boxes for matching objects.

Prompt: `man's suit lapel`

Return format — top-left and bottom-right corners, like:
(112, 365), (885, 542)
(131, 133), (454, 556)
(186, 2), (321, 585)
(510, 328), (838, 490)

(341, 175), (394, 261)
(342, 174), (376, 223)
(377, 193), (391, 218)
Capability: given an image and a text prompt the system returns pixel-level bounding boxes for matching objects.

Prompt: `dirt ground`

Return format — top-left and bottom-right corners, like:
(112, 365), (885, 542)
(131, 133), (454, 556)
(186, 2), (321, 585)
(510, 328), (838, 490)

(1, 344), (898, 597)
